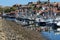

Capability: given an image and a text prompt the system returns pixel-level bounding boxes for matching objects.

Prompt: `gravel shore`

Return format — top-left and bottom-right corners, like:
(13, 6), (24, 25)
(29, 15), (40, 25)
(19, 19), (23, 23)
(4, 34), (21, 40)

(0, 19), (46, 40)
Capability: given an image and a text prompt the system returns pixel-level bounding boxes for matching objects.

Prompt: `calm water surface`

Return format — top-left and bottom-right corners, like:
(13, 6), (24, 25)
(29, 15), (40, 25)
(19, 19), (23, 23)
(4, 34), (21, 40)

(41, 31), (60, 40)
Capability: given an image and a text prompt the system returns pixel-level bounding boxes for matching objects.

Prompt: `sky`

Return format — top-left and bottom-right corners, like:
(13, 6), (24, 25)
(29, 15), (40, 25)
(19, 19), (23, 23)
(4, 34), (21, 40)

(0, 0), (60, 6)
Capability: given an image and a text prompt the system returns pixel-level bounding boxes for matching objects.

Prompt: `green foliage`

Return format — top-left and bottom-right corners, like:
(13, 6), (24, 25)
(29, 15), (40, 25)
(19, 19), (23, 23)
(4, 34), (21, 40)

(4, 7), (16, 13)
(10, 7), (16, 11)
(0, 7), (3, 13)
(4, 8), (11, 13)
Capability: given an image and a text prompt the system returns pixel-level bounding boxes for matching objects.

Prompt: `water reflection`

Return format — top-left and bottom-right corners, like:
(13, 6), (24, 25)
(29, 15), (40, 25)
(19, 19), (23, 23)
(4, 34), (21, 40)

(41, 31), (60, 40)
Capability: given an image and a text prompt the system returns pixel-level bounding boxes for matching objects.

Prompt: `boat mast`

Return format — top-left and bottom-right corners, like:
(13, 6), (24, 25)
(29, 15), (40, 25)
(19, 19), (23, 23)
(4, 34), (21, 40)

(48, 0), (50, 18)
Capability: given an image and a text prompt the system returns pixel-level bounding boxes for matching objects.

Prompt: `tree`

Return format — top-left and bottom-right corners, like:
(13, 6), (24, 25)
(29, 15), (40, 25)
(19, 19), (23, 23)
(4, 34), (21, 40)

(4, 7), (16, 13)
(10, 7), (16, 11)
(0, 6), (3, 13)
(4, 8), (11, 13)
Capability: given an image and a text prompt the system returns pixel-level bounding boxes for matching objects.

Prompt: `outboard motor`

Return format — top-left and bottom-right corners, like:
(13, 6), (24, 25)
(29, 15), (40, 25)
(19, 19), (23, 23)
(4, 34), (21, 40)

(16, 18), (23, 21)
(52, 23), (60, 30)
(38, 22), (46, 26)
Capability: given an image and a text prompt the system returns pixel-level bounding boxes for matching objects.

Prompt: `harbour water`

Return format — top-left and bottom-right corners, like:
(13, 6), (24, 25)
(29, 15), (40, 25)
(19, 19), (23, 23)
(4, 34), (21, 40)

(41, 31), (60, 40)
